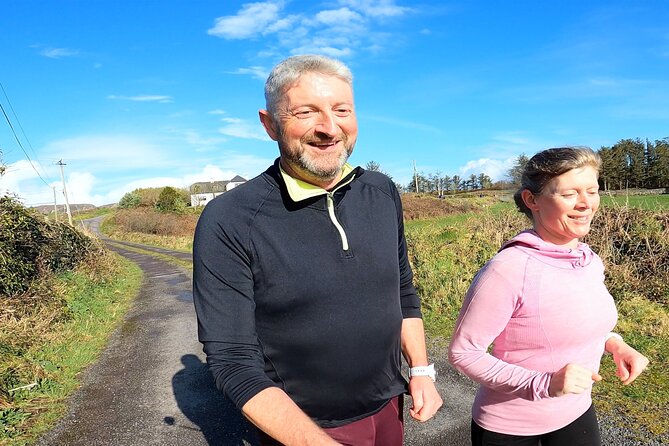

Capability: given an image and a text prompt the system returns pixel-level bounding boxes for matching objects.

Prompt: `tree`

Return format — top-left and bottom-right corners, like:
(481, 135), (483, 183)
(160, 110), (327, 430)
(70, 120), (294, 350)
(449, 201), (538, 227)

(0, 148), (5, 176)
(655, 138), (669, 187)
(467, 174), (478, 190)
(477, 173), (493, 189)
(155, 186), (189, 213)
(507, 154), (529, 186)
(451, 175), (462, 192)
(645, 139), (659, 188)
(118, 191), (141, 208)
(365, 160), (393, 180)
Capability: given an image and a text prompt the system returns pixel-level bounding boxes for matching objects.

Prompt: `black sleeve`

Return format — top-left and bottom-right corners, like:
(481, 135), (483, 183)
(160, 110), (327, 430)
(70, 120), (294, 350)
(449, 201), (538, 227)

(192, 200), (277, 410)
(392, 182), (422, 319)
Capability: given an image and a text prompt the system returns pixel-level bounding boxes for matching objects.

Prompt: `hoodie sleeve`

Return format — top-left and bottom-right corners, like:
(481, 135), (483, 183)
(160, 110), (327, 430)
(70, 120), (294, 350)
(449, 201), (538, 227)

(448, 257), (553, 401)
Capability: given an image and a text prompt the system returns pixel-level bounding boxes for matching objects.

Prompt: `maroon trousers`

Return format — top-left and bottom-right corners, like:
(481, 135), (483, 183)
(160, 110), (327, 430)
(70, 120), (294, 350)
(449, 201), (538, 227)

(257, 396), (404, 446)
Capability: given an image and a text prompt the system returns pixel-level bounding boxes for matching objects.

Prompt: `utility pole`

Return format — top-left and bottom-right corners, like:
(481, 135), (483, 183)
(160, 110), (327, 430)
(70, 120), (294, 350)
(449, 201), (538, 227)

(413, 160), (419, 193)
(52, 186), (58, 223)
(57, 160), (73, 225)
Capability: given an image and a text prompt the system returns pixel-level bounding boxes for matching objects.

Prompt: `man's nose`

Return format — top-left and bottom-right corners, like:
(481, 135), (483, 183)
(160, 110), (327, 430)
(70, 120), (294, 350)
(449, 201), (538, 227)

(314, 111), (337, 136)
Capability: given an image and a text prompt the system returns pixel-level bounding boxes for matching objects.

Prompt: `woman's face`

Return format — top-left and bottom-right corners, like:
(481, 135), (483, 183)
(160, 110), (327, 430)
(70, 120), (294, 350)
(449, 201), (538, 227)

(523, 166), (600, 248)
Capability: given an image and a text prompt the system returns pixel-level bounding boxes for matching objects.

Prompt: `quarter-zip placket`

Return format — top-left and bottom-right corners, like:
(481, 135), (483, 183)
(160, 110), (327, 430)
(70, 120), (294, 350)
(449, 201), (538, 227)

(327, 191), (349, 251)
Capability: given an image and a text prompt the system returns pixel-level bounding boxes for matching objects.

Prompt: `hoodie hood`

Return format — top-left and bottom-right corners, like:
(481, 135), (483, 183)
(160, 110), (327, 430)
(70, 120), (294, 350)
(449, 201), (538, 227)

(500, 230), (595, 269)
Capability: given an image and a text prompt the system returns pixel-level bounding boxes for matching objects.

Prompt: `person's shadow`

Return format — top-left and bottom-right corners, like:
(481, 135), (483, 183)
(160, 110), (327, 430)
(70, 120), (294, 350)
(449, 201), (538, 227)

(169, 354), (259, 445)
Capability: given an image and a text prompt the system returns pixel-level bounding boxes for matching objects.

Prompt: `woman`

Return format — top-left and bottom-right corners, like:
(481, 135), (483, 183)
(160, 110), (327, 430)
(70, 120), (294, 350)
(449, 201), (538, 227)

(448, 147), (649, 446)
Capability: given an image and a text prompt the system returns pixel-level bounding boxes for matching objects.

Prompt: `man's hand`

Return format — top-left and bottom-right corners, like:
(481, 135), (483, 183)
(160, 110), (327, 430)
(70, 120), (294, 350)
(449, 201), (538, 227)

(408, 376), (443, 422)
(548, 363), (601, 397)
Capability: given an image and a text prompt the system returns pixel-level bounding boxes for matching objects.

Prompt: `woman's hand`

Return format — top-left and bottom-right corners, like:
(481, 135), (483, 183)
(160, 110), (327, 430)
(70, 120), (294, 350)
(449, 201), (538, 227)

(549, 364), (602, 397)
(606, 337), (649, 385)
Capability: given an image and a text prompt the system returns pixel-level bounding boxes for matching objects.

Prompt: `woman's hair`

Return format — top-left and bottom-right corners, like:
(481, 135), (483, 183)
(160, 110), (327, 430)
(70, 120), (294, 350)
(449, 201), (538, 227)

(514, 146), (602, 218)
(264, 54), (353, 120)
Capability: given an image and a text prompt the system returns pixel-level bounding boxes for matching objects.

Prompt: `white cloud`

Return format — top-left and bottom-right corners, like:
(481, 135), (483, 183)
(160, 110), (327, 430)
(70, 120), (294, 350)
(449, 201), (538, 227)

(338, 0), (412, 18)
(218, 117), (271, 141)
(208, 1), (283, 39)
(108, 94), (173, 103)
(40, 47), (79, 58)
(457, 158), (515, 182)
(40, 135), (167, 169)
(209, 0), (412, 59)
(315, 8), (364, 26)
(227, 66), (269, 80)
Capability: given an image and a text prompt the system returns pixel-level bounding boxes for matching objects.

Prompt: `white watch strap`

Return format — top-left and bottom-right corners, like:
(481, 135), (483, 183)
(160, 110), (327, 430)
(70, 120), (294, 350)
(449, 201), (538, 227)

(409, 363), (435, 381)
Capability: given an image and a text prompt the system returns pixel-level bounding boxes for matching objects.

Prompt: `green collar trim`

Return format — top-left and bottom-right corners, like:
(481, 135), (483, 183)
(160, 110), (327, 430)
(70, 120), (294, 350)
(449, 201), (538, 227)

(280, 163), (355, 202)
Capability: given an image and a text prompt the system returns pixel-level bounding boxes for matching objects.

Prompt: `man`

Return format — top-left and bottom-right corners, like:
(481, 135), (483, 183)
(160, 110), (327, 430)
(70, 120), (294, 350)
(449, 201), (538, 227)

(193, 54), (442, 446)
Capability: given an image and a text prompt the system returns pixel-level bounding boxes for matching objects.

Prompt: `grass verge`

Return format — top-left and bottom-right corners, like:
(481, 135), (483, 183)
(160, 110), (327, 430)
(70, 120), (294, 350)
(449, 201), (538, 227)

(0, 252), (142, 445)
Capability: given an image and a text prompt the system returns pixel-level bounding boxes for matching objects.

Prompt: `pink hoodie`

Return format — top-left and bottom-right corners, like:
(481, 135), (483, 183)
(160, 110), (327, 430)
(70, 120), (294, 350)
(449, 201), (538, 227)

(448, 230), (617, 435)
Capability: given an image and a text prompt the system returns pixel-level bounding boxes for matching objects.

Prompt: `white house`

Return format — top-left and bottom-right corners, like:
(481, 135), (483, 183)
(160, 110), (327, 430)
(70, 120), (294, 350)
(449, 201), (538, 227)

(189, 175), (246, 207)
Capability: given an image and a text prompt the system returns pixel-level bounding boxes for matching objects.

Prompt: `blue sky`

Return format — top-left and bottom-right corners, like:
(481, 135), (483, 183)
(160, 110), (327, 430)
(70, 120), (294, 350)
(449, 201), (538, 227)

(1, 1), (668, 207)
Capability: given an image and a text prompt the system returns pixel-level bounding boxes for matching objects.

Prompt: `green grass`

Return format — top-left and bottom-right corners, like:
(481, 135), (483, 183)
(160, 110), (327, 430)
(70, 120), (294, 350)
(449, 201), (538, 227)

(601, 193), (669, 210)
(105, 240), (193, 270)
(0, 255), (142, 446)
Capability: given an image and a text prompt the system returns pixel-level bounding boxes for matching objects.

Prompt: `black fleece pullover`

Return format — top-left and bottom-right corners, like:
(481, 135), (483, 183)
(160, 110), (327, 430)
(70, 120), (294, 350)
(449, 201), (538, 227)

(193, 159), (422, 427)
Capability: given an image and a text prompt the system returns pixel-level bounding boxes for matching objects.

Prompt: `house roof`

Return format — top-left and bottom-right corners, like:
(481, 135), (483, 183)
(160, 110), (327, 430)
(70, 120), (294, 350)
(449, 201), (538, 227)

(189, 176), (247, 193)
(189, 181), (228, 193)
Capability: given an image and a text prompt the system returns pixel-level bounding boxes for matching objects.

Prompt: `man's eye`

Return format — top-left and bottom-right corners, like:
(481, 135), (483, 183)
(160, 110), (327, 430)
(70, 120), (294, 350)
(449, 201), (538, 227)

(294, 110), (315, 118)
(334, 108), (351, 117)
(561, 193), (576, 199)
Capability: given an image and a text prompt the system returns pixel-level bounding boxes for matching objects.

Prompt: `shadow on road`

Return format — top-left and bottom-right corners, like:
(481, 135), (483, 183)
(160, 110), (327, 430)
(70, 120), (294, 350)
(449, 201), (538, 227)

(170, 354), (259, 446)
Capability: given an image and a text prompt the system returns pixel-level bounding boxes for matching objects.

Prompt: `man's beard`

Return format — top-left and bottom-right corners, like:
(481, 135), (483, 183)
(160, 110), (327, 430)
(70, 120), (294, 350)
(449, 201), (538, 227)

(280, 133), (355, 182)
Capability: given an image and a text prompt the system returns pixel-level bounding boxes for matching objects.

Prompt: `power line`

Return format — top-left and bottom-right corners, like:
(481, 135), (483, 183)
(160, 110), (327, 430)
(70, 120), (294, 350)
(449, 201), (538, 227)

(0, 82), (44, 170)
(0, 82), (52, 187)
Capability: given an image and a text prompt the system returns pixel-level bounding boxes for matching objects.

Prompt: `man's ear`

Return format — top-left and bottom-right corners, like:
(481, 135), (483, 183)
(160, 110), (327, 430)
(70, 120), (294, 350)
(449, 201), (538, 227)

(259, 110), (279, 141)
(520, 189), (539, 212)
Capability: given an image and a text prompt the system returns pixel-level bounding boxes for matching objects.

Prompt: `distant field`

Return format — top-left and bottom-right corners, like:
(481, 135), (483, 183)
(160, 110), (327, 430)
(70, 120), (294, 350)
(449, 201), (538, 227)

(600, 193), (669, 209)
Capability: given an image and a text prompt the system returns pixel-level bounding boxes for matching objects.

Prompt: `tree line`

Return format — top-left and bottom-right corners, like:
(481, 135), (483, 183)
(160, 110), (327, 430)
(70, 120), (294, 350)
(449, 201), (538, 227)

(367, 137), (669, 194)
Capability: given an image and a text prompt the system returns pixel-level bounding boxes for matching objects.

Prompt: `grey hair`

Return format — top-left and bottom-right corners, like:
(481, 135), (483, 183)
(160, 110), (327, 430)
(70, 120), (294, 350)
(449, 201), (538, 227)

(264, 54), (353, 119)
(514, 146), (602, 219)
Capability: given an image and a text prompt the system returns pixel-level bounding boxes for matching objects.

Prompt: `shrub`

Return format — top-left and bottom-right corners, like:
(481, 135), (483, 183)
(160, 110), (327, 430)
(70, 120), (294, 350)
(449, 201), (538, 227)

(118, 191), (141, 209)
(0, 197), (93, 297)
(155, 186), (188, 213)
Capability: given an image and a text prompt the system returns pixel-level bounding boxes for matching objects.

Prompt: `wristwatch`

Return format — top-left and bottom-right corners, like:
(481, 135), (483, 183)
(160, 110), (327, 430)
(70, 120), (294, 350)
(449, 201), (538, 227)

(408, 363), (436, 382)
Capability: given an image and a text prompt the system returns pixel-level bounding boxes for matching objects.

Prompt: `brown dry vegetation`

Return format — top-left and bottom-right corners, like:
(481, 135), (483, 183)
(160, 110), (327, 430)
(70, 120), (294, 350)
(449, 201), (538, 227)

(401, 193), (494, 220)
(110, 208), (198, 237)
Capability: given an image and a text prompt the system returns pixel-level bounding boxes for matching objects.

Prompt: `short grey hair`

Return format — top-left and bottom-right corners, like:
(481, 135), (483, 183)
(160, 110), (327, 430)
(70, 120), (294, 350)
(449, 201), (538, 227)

(264, 54), (353, 119)
(514, 146), (602, 219)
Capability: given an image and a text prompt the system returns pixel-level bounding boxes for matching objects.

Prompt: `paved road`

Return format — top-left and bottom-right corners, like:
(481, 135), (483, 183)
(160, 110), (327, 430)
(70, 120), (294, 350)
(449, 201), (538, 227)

(36, 218), (474, 445)
(37, 217), (657, 445)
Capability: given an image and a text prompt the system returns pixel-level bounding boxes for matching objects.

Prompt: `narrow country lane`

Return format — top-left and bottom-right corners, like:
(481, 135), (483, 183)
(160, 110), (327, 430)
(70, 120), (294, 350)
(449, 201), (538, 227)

(35, 217), (655, 445)
(37, 218), (258, 446)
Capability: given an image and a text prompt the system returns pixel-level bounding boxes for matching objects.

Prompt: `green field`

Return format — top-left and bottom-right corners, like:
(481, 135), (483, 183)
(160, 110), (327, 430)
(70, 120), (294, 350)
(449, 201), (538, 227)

(600, 193), (669, 209)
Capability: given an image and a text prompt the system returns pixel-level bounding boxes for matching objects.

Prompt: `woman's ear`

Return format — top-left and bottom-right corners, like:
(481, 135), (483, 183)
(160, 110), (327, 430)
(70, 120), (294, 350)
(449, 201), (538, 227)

(521, 189), (539, 212)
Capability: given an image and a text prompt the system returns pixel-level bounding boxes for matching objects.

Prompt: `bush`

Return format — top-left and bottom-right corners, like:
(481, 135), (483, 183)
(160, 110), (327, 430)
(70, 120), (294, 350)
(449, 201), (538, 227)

(0, 197), (93, 297)
(118, 191), (140, 209)
(155, 186), (188, 213)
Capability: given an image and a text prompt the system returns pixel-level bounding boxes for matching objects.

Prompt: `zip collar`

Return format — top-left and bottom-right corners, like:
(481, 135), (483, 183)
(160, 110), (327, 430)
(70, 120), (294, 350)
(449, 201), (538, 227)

(280, 163), (356, 202)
